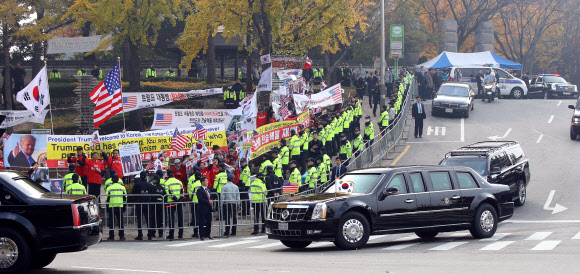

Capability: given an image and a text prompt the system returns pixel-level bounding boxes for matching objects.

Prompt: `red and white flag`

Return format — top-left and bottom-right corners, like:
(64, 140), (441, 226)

(171, 128), (190, 151)
(193, 122), (207, 140)
(331, 84), (343, 104)
(16, 66), (50, 117)
(145, 160), (155, 170)
(91, 130), (100, 148)
(321, 81), (328, 90)
(93, 63), (123, 128)
(303, 57), (312, 70)
(227, 132), (239, 142)
(280, 106), (290, 119)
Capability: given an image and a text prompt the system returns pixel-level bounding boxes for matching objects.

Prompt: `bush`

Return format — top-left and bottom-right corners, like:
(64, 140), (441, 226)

(49, 83), (78, 98)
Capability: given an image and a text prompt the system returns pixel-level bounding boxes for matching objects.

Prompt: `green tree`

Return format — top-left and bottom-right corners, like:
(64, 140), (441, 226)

(65, 0), (185, 130)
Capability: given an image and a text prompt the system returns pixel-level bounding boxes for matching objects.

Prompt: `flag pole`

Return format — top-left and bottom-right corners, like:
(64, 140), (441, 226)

(118, 57), (126, 132)
(45, 61), (55, 134)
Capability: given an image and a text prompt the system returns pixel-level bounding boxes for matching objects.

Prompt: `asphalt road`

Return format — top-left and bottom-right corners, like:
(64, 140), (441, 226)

(33, 98), (580, 273)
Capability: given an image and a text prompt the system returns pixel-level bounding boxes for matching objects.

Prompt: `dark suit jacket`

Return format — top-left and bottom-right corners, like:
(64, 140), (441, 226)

(8, 151), (35, 167)
(196, 187), (212, 210)
(412, 103), (427, 120)
(331, 165), (348, 180)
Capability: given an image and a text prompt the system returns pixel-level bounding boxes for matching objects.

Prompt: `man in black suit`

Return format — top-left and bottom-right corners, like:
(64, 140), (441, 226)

(412, 97), (427, 138)
(8, 135), (37, 167)
(196, 177), (213, 240)
(331, 157), (348, 180)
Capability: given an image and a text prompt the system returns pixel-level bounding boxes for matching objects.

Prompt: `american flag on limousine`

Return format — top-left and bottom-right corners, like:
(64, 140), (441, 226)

(122, 96), (137, 109)
(282, 181), (299, 193)
(155, 113), (173, 126)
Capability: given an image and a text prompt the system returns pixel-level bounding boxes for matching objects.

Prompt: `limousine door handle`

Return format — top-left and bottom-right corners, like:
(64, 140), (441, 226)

(405, 199), (414, 203)
(450, 195), (461, 200)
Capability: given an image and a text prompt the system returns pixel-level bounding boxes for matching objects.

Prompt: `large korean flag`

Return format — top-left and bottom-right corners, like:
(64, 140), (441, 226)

(16, 66), (50, 117)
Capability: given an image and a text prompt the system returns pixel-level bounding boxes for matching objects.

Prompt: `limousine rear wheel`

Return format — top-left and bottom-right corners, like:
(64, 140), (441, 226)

(470, 203), (498, 239)
(280, 240), (312, 249)
(0, 228), (31, 273)
(334, 212), (370, 250)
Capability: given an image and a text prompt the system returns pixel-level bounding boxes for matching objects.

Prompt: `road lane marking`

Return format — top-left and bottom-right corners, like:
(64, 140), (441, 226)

(572, 232), (580, 240)
(543, 190), (568, 214)
(369, 235), (388, 241)
(557, 100), (562, 106)
(480, 241), (515, 251)
(480, 233), (510, 241)
(249, 242), (284, 249)
(506, 220), (580, 224)
(382, 243), (419, 250)
(487, 128), (512, 141)
(448, 232), (470, 238)
(72, 266), (169, 273)
(429, 241), (468, 251)
(548, 115), (554, 123)
(167, 240), (221, 247)
(243, 235), (268, 240)
(441, 127), (446, 136)
(460, 118), (465, 142)
(406, 141), (464, 144)
(390, 145), (410, 166)
(427, 127), (447, 136)
(536, 134), (544, 143)
(210, 240), (260, 248)
(395, 235), (419, 241)
(531, 240), (561, 251)
(525, 232), (552, 241)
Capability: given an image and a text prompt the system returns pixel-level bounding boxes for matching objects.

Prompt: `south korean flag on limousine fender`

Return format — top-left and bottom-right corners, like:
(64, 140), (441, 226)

(17, 66), (50, 117)
(334, 178), (355, 194)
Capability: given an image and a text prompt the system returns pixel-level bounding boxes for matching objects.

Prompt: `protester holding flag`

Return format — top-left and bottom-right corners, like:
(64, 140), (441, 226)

(171, 159), (188, 191)
(86, 152), (105, 197)
(67, 147), (88, 186)
(101, 147), (124, 180)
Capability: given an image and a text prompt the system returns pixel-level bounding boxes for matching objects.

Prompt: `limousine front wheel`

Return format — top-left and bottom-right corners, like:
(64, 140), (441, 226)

(334, 212), (370, 250)
(470, 203), (497, 239)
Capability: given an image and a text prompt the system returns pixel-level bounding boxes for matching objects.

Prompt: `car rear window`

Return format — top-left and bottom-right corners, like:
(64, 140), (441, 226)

(410, 173), (426, 192)
(323, 174), (381, 194)
(440, 157), (487, 176)
(6, 176), (50, 198)
(429, 172), (453, 191)
(456, 172), (479, 189)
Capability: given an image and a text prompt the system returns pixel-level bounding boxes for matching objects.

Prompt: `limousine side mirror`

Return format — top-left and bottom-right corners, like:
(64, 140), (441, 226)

(569, 105), (576, 110)
(385, 187), (399, 196)
(490, 167), (501, 175)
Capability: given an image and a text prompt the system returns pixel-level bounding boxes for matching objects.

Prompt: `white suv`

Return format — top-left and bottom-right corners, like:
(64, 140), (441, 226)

(449, 67), (528, 99)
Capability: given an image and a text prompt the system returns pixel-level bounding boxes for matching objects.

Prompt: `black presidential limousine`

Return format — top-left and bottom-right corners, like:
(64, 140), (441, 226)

(0, 171), (101, 272)
(266, 166), (514, 250)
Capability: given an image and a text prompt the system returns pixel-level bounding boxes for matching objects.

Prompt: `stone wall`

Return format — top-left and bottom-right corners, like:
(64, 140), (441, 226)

(474, 21), (495, 52)
(439, 18), (458, 53)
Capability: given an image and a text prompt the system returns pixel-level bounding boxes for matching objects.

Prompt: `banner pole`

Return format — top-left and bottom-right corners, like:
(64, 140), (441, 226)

(45, 61), (55, 134)
(118, 57), (126, 132)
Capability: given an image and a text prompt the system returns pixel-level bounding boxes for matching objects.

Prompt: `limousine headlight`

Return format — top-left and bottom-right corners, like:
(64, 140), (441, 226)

(459, 104), (469, 108)
(311, 203), (327, 220)
(573, 117), (580, 124)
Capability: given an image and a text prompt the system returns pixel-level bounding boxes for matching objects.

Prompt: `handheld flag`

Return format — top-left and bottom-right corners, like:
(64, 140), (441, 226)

(171, 128), (190, 151)
(91, 130), (100, 148)
(260, 54), (272, 65)
(16, 66), (49, 117)
(303, 57), (312, 70)
(193, 122), (207, 139)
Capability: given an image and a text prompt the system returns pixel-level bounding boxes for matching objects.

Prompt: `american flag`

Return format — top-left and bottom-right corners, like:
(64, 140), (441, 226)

(155, 113), (173, 126)
(331, 85), (343, 104)
(0, 133), (10, 141)
(280, 106), (290, 119)
(281, 95), (291, 103)
(91, 130), (100, 148)
(145, 160), (155, 170)
(193, 122), (207, 139)
(282, 181), (299, 193)
(122, 96), (137, 109)
(227, 133), (238, 142)
(171, 128), (190, 151)
(93, 64), (123, 128)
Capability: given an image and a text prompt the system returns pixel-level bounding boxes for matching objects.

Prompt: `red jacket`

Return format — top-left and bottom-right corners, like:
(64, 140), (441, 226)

(257, 112), (268, 128)
(233, 167), (240, 184)
(86, 159), (104, 184)
(103, 153), (123, 177)
(171, 165), (188, 190)
(206, 165), (219, 189)
(200, 167), (210, 184)
(68, 155), (88, 177)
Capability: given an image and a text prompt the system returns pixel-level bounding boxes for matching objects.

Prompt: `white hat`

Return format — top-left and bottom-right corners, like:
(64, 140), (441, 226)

(174, 159), (181, 164)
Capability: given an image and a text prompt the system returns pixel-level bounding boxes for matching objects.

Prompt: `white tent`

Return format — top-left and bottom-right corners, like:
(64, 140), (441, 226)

(416, 51), (522, 70)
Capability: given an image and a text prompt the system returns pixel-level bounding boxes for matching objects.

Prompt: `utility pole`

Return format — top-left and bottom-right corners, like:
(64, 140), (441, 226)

(379, 0), (386, 106)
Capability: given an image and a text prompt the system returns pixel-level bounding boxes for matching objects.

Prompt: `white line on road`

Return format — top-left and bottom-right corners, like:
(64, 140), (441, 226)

(395, 235), (419, 241)
(531, 240), (562, 251)
(548, 115), (554, 123)
(427, 126), (434, 136)
(525, 232), (552, 241)
(429, 241), (468, 251)
(441, 127), (446, 136)
(243, 235), (268, 240)
(249, 242), (284, 249)
(572, 232), (580, 240)
(460, 118), (465, 142)
(382, 243), (419, 250)
(480, 241), (515, 251)
(557, 100), (562, 106)
(369, 235), (388, 241)
(210, 240), (260, 248)
(166, 240), (221, 247)
(536, 134), (544, 143)
(309, 242), (334, 248)
(480, 233), (510, 241)
(72, 266), (169, 273)
(506, 220), (580, 224)
(448, 232), (470, 238)
(406, 141), (465, 144)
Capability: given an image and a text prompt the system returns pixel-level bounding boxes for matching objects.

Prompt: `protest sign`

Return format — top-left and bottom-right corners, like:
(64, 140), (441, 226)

(151, 108), (237, 130)
(121, 88), (223, 113)
(119, 143), (143, 176)
(248, 111), (310, 159)
(0, 110), (48, 128)
(2, 134), (48, 168)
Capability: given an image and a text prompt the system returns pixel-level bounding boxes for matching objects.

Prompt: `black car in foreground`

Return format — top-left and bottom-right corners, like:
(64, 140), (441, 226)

(0, 171), (101, 272)
(266, 166), (514, 250)
(569, 100), (580, 140)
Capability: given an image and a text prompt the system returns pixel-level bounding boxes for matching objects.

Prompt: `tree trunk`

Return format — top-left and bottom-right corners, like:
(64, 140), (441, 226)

(125, 40), (144, 130)
(324, 51), (331, 83)
(82, 22), (95, 61)
(3, 24), (13, 111)
(32, 9), (45, 75)
(207, 34), (216, 84)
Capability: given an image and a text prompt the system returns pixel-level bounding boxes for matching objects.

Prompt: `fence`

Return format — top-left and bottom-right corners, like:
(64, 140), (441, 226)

(101, 80), (417, 239)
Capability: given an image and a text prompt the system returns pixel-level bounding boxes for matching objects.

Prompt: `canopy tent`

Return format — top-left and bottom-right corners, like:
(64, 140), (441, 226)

(416, 51), (522, 70)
